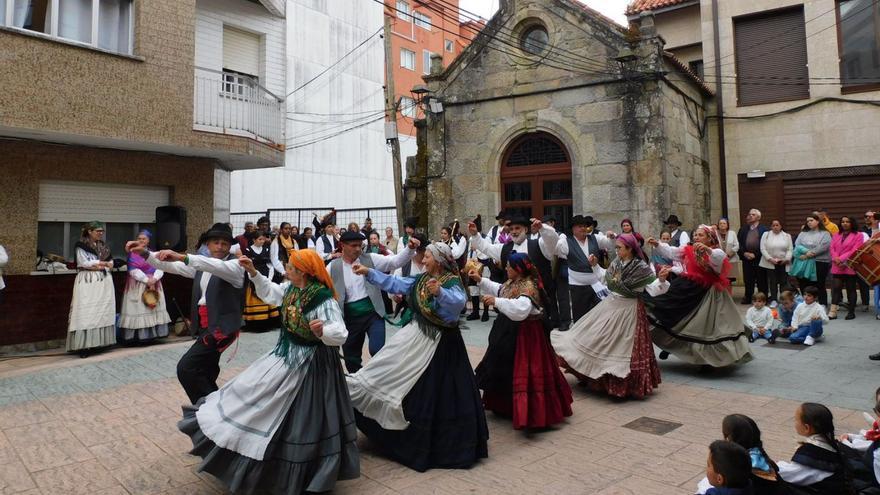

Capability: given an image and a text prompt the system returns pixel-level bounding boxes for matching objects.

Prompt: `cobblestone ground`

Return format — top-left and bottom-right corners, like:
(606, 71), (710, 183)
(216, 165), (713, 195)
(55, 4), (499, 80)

(1, 291), (878, 494)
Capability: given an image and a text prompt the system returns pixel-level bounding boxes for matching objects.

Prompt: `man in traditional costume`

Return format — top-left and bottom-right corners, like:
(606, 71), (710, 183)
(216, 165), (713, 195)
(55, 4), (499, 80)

(664, 215), (690, 247)
(128, 223), (247, 404)
(328, 230), (417, 372)
(315, 223), (340, 264)
(555, 215), (615, 323)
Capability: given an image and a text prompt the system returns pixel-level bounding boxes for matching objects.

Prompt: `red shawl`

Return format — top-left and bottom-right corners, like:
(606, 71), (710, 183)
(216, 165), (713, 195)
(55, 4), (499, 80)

(680, 245), (732, 292)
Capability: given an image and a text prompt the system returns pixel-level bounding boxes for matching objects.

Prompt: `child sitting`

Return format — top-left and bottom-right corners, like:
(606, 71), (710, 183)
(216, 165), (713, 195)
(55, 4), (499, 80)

(838, 388), (880, 493)
(698, 440), (755, 495)
(777, 402), (852, 493)
(784, 286), (829, 346)
(744, 293), (779, 344)
(696, 415), (783, 495)
(776, 290), (803, 332)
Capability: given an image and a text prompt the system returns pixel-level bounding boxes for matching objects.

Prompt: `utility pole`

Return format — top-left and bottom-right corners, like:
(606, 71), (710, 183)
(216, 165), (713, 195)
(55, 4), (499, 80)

(383, 14), (405, 236)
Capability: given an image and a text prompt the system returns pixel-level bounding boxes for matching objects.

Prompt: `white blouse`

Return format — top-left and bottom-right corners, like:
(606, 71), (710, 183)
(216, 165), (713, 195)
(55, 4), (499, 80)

(478, 278), (541, 321)
(652, 243), (726, 274)
(759, 230), (793, 270)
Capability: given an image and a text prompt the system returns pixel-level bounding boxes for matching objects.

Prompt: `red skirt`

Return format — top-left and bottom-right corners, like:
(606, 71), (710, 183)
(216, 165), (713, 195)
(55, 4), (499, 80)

(558, 301), (660, 399)
(483, 319), (573, 429)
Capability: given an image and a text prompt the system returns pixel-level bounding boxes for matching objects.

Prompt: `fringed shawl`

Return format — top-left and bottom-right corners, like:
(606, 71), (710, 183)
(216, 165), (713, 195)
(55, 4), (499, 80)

(273, 281), (334, 364)
(605, 258), (656, 298)
(680, 245), (732, 291)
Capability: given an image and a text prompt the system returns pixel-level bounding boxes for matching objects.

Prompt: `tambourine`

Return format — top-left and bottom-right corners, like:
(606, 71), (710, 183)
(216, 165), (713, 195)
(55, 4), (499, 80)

(142, 288), (160, 309)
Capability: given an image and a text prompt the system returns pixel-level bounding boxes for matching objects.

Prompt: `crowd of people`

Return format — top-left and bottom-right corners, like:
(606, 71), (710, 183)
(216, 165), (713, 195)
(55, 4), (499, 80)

(38, 205), (880, 494)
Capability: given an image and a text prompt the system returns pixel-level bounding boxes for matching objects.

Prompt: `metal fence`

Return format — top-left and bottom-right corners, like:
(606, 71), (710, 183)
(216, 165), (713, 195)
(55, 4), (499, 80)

(230, 207), (398, 236)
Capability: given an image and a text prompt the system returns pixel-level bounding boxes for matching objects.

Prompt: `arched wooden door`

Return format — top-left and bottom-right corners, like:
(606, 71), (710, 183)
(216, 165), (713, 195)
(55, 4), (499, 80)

(500, 132), (574, 233)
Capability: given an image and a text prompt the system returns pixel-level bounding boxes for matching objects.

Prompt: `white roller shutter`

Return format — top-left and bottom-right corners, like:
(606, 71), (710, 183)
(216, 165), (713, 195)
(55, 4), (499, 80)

(38, 181), (171, 223)
(223, 26), (260, 77)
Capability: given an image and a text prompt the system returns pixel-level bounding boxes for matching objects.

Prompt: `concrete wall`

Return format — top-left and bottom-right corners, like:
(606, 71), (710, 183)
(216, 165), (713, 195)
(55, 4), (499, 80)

(0, 141), (216, 276)
(229, 0), (394, 213)
(653, 4), (701, 50)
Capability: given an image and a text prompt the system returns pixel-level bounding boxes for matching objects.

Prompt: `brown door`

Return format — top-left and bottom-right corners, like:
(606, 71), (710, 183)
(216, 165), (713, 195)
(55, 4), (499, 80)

(501, 132), (573, 232)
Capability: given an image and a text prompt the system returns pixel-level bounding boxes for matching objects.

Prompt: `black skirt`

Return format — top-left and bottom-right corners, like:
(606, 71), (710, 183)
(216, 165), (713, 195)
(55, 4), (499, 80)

(643, 276), (707, 330)
(474, 314), (518, 394)
(355, 329), (489, 472)
(178, 345), (359, 494)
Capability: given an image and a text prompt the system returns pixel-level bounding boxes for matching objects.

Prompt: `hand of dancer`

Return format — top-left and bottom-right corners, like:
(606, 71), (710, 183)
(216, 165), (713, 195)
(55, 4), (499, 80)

(330, 252), (342, 259)
(467, 221), (478, 236)
(426, 278), (441, 296)
(481, 295), (496, 306)
(658, 266), (672, 282)
(530, 218), (542, 233)
(308, 319), (323, 338)
(588, 254), (598, 267)
(125, 240), (147, 255)
(238, 256), (258, 276)
(156, 250), (184, 262)
(647, 237), (659, 247)
(352, 263), (370, 276)
(605, 230), (617, 239)
(408, 236), (421, 250)
(468, 269), (481, 283)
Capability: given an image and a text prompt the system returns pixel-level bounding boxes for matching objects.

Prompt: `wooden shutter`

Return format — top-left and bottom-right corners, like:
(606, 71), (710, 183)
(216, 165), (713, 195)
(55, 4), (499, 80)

(223, 26), (261, 77)
(734, 7), (809, 106)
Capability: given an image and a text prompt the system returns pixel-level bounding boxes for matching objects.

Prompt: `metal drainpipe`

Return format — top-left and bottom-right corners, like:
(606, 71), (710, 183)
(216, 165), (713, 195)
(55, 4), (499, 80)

(712, 0), (729, 218)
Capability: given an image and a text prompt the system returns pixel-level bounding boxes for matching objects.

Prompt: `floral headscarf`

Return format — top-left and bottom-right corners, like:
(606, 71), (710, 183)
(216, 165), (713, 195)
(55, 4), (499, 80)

(426, 242), (457, 274)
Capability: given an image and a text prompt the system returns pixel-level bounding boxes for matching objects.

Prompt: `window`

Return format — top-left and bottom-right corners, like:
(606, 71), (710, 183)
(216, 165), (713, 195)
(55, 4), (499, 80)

(4, 0), (133, 54)
(520, 25), (549, 55)
(688, 59), (705, 80)
(444, 39), (454, 52)
(222, 70), (258, 97)
(400, 96), (416, 118)
(733, 7), (809, 106)
(413, 11), (430, 30)
(422, 49), (435, 74)
(400, 48), (415, 70)
(837, 0), (880, 91)
(395, 0), (410, 21)
(38, 222), (151, 261)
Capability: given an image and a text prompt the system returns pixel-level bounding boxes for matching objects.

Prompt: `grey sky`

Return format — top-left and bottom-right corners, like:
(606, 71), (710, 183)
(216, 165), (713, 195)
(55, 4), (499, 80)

(458, 0), (630, 25)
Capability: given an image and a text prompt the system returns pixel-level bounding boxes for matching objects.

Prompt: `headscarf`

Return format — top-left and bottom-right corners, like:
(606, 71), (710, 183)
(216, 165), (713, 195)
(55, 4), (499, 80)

(697, 224), (721, 247)
(127, 227), (156, 277)
(139, 229), (152, 239)
(426, 242), (457, 274)
(620, 218), (634, 231)
(617, 233), (647, 263)
(507, 252), (544, 290)
(77, 220), (111, 261)
(287, 249), (336, 299)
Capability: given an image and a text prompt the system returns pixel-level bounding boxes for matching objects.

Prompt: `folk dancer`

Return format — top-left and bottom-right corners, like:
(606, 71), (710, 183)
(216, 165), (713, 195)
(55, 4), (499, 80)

(555, 215), (615, 323)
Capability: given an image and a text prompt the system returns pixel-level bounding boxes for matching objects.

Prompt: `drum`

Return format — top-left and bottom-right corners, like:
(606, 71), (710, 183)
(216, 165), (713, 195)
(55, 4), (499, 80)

(142, 288), (160, 309)
(848, 237), (880, 286)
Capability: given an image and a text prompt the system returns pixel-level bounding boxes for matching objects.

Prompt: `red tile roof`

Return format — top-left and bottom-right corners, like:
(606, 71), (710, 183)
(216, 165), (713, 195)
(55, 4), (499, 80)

(626, 0), (692, 15)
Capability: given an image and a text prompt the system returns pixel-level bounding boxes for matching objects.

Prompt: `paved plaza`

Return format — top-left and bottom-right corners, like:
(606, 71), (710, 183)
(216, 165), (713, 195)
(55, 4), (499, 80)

(1, 292), (878, 494)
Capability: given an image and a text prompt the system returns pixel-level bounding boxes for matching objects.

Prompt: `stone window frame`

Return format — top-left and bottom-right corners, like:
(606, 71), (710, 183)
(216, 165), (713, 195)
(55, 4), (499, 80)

(508, 14), (557, 67)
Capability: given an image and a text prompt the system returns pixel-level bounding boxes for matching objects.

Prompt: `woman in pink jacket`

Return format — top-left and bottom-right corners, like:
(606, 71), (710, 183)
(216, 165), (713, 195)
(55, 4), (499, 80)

(829, 215), (865, 320)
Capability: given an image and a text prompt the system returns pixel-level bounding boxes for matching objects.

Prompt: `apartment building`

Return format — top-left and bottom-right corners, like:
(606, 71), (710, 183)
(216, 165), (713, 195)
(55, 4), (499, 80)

(628, 0), (880, 229)
(0, 0), (285, 347)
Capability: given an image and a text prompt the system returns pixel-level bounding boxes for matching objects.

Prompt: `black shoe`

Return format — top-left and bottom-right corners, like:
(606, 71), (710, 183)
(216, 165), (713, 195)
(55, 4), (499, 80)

(466, 312), (480, 321)
(870, 352), (880, 361)
(481, 311), (490, 322)
(845, 312), (855, 320)
(559, 322), (571, 331)
(748, 334), (755, 343)
(768, 329), (779, 344)
(658, 350), (670, 360)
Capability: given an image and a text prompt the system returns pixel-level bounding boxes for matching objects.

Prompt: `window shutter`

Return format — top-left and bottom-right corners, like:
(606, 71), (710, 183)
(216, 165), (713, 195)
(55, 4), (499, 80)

(38, 181), (170, 223)
(223, 26), (261, 77)
(734, 7), (809, 106)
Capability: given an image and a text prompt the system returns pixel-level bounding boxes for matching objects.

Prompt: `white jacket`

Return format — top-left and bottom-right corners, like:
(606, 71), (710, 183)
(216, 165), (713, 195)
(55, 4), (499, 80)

(759, 230), (793, 270)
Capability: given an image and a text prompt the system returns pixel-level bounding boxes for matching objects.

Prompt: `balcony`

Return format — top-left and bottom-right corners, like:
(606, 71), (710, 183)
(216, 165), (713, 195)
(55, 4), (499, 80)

(193, 67), (285, 148)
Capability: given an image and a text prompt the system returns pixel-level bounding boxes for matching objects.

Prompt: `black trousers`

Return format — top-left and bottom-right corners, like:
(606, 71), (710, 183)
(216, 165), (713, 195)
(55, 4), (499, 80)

(570, 284), (600, 323)
(857, 277), (870, 306)
(556, 275), (571, 327)
(832, 273), (858, 310)
(342, 312), (385, 373)
(766, 264), (789, 302)
(544, 283), (560, 329)
(741, 256), (768, 302)
(177, 329), (238, 404)
(797, 261), (831, 306)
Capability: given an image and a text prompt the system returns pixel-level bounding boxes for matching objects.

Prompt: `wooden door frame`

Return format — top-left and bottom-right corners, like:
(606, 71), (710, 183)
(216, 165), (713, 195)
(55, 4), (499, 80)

(500, 132), (573, 220)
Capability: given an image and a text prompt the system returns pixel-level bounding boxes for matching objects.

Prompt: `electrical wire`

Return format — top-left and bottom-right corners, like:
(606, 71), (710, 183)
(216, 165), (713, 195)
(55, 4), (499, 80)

(286, 115), (386, 149)
(285, 27), (383, 97)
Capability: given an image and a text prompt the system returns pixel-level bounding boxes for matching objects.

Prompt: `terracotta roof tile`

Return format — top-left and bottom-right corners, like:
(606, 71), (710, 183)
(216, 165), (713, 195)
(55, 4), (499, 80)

(626, 0), (692, 15)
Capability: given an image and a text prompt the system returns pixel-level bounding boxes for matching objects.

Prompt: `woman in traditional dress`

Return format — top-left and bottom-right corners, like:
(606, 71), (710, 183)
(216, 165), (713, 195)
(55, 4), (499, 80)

(178, 249), (358, 495)
(347, 242), (488, 472)
(644, 225), (753, 368)
(470, 252), (573, 428)
(67, 221), (117, 356)
(551, 234), (667, 399)
(270, 222), (298, 283)
(118, 229), (170, 344)
(242, 230), (281, 332)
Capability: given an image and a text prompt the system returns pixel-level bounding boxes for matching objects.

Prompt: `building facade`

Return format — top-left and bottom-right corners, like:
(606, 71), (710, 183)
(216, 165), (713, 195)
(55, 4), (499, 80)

(628, 0), (880, 231)
(0, 0), (284, 347)
(408, 0), (714, 237)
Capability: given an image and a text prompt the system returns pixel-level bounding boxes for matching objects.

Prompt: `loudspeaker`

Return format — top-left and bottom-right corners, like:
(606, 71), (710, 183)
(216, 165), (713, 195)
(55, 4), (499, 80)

(156, 206), (187, 251)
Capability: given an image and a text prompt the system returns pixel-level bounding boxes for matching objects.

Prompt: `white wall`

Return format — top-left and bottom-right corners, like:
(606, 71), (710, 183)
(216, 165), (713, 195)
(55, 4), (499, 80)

(194, 0), (287, 97)
(230, 0), (393, 213)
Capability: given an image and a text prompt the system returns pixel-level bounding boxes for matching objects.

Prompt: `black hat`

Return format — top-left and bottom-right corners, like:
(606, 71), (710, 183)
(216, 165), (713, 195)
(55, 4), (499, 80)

(474, 214), (483, 233)
(257, 216), (270, 225)
(339, 231), (365, 243)
(404, 217), (418, 229)
(507, 215), (530, 228)
(571, 215), (593, 226)
(542, 214), (557, 224)
(664, 215), (682, 226)
(204, 223), (234, 243)
(495, 210), (506, 221)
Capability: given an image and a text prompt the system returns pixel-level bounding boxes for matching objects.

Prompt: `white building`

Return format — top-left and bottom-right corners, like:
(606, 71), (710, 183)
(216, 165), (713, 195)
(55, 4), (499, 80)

(230, 0), (392, 214)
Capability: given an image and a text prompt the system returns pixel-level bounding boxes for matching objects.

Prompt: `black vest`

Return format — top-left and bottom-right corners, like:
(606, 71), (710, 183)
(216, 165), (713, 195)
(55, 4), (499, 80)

(489, 225), (501, 243)
(501, 239), (554, 290)
(791, 443), (848, 493)
(670, 229), (684, 247)
(566, 235), (600, 274)
(190, 254), (246, 336)
(244, 245), (272, 277)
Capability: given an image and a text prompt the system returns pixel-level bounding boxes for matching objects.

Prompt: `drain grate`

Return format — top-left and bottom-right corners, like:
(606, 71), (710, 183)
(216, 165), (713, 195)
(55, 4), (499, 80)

(623, 416), (683, 436)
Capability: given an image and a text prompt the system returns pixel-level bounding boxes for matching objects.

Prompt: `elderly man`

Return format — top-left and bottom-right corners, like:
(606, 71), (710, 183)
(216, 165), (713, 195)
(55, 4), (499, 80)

(556, 215), (615, 323)
(737, 208), (769, 304)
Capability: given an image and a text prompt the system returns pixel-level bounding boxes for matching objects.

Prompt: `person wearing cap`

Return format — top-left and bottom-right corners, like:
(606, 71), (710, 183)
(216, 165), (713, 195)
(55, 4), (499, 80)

(487, 211), (507, 245)
(347, 241), (488, 471)
(555, 215), (615, 322)
(316, 223), (340, 263)
(179, 249), (359, 493)
(127, 222), (247, 403)
(328, 230), (418, 372)
(664, 215), (690, 247)
(469, 215), (561, 327)
(119, 229), (171, 345)
(67, 220), (117, 356)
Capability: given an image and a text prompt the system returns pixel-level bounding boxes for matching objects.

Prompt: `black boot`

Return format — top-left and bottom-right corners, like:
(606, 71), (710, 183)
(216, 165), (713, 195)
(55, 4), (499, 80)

(481, 303), (490, 321)
(658, 350), (670, 360)
(466, 296), (480, 320)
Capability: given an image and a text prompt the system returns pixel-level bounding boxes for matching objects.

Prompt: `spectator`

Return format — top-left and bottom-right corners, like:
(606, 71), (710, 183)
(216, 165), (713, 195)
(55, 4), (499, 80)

(0, 243), (7, 305)
(397, 217), (417, 253)
(696, 440), (753, 495)
(383, 226), (398, 254)
(794, 214), (832, 307)
(361, 217), (374, 237)
(737, 209), (769, 304)
(744, 292), (778, 343)
(818, 208), (839, 235)
(347, 222), (360, 233)
(758, 219), (793, 303)
(233, 222), (255, 255)
(829, 215), (863, 320)
(366, 231), (390, 255)
(663, 215), (689, 247)
(299, 227), (316, 250)
(618, 218), (644, 246)
(857, 210), (879, 313)
(717, 218), (739, 285)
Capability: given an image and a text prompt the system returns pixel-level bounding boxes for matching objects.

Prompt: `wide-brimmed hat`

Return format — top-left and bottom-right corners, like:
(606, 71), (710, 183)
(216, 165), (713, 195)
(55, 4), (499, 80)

(664, 215), (682, 226)
(571, 215), (593, 226)
(495, 210), (506, 221)
(204, 223), (234, 243)
(506, 215), (531, 228)
(339, 230), (366, 243)
(542, 214), (557, 224)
